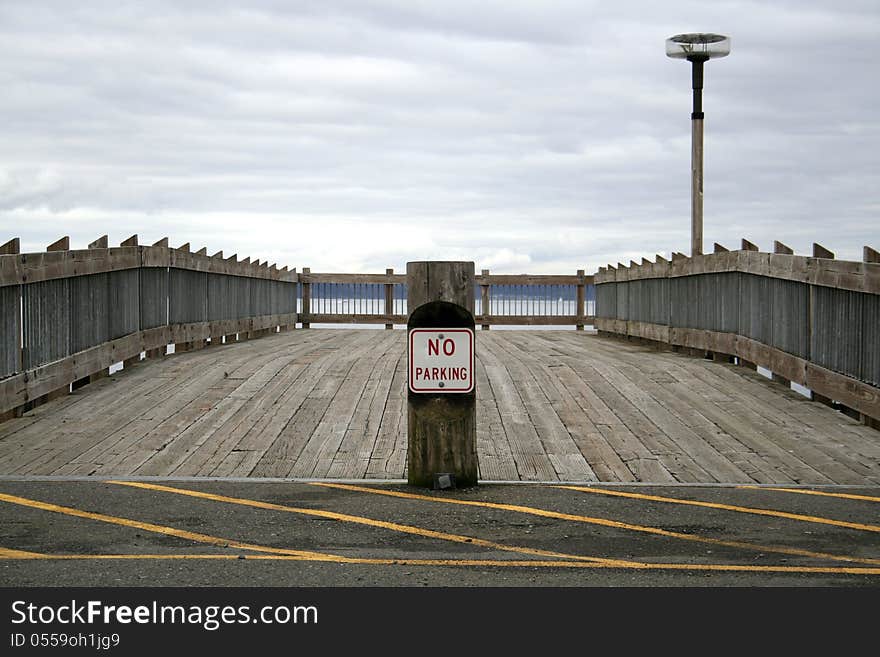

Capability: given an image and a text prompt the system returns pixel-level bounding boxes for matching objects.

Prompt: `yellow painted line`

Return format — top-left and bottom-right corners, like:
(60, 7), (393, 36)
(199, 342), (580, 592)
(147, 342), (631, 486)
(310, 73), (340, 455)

(108, 480), (622, 566)
(313, 482), (880, 566)
(0, 491), (335, 561)
(2, 552), (880, 576)
(738, 486), (880, 503)
(0, 546), (44, 558)
(557, 485), (880, 533)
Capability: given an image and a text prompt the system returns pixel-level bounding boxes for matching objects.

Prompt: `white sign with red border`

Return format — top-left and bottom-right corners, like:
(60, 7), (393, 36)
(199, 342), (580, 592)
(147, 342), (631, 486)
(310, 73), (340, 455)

(408, 328), (474, 394)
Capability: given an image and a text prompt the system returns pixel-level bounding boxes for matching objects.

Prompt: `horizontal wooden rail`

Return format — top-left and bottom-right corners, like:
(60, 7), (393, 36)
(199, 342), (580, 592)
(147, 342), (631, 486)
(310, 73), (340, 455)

(1, 245), (296, 288)
(304, 313), (408, 325)
(1, 314), (296, 414)
(596, 247), (878, 295)
(300, 272), (405, 285)
(298, 272), (594, 286)
(474, 315), (596, 326)
(595, 318), (880, 425)
(298, 268), (596, 330)
(475, 273), (593, 286)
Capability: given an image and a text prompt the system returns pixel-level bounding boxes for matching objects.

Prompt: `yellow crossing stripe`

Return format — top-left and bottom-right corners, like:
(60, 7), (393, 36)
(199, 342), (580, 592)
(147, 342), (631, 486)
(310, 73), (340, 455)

(0, 546), (44, 558)
(0, 491), (334, 561)
(557, 486), (880, 532)
(108, 480), (621, 566)
(3, 486), (879, 576)
(312, 482), (880, 566)
(3, 552), (880, 576)
(738, 486), (880, 503)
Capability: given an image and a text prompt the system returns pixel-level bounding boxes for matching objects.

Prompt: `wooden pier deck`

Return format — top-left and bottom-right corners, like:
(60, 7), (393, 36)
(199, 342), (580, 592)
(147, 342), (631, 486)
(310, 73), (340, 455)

(0, 330), (877, 484)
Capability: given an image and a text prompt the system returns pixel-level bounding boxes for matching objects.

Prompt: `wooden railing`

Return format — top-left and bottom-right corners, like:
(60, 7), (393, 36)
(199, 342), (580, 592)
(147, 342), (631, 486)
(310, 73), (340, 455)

(299, 268), (596, 330)
(594, 240), (880, 426)
(0, 233), (598, 421)
(0, 235), (297, 419)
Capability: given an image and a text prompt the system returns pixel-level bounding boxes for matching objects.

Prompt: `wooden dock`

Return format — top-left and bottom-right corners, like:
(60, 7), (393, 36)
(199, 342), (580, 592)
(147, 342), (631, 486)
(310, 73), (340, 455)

(0, 329), (877, 484)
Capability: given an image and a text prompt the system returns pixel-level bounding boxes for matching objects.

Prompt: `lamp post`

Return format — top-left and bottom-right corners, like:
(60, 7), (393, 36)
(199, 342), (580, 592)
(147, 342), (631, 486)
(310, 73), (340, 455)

(666, 33), (730, 256)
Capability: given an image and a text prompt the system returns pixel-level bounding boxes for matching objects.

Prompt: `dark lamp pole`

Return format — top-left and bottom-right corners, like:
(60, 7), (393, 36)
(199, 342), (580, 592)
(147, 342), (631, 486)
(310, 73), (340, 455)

(666, 33), (730, 256)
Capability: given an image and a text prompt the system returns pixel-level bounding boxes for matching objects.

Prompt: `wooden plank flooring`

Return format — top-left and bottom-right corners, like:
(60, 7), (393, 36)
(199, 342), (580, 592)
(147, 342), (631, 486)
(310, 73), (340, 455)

(0, 329), (878, 484)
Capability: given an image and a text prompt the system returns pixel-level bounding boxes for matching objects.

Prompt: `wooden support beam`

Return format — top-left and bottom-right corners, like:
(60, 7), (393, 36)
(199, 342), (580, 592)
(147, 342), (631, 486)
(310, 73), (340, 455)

(88, 235), (108, 249)
(773, 240), (793, 255)
(47, 236), (69, 252)
(863, 246), (880, 263)
(740, 239), (759, 252)
(386, 268), (396, 330)
(812, 243), (834, 259)
(152, 237), (169, 248)
(406, 260), (477, 489)
(713, 242), (729, 253)
(301, 267), (311, 329)
(0, 238), (20, 255)
(120, 235), (138, 247)
(576, 269), (585, 331)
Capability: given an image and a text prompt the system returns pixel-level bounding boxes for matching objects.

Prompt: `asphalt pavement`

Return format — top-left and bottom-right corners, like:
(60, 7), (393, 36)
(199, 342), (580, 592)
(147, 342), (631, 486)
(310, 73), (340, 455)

(1, 478), (878, 587)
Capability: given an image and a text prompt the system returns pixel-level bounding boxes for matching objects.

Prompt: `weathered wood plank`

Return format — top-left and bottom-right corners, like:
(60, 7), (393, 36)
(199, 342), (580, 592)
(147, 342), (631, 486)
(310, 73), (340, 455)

(325, 332), (402, 478)
(174, 339), (324, 477)
(509, 336), (630, 481)
(668, 358), (871, 483)
(2, 330), (877, 484)
(477, 337), (557, 480)
(483, 334), (595, 481)
(366, 351), (408, 479)
(286, 332), (382, 478)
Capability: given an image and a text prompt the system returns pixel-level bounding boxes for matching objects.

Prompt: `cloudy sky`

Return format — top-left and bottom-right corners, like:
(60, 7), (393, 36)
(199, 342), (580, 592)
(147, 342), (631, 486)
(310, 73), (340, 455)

(1, 1), (877, 273)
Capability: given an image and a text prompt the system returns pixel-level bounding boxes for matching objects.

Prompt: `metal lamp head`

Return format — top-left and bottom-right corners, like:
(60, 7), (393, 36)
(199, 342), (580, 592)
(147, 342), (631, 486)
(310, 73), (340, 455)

(666, 33), (731, 61)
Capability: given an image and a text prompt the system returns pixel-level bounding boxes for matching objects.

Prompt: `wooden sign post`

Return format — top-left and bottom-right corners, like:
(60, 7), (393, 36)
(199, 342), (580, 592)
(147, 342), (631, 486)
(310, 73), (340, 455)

(406, 261), (478, 488)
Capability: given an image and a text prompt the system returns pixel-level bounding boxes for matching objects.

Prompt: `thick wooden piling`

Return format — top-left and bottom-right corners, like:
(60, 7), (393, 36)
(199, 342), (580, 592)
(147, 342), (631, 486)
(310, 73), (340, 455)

(406, 261), (478, 488)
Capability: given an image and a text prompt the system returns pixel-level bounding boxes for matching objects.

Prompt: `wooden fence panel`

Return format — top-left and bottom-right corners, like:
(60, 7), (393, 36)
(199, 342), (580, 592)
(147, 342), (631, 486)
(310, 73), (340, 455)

(169, 268), (207, 324)
(69, 273), (110, 353)
(22, 278), (70, 370)
(139, 268), (168, 329)
(768, 278), (809, 359)
(108, 269), (140, 340)
(0, 285), (20, 378)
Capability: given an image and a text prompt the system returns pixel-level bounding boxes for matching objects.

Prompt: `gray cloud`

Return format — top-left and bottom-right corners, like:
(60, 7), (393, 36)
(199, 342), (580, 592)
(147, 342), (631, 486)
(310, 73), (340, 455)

(1, 0), (877, 272)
